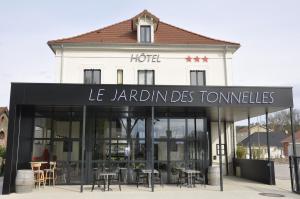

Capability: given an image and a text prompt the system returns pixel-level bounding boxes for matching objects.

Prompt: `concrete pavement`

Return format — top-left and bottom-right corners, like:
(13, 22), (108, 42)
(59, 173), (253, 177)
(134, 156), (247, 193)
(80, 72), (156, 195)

(0, 176), (299, 199)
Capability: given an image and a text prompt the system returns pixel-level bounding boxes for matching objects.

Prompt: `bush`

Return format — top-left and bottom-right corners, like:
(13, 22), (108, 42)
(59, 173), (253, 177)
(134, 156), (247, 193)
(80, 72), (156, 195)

(236, 146), (247, 159)
(252, 148), (263, 159)
(0, 146), (6, 158)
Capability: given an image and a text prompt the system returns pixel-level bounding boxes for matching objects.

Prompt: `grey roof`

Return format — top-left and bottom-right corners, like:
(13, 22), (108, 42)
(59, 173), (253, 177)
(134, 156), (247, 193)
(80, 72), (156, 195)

(238, 131), (288, 147)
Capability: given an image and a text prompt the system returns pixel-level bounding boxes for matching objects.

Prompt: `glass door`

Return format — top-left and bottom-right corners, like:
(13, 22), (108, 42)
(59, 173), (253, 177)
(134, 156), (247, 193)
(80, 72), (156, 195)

(52, 108), (82, 184)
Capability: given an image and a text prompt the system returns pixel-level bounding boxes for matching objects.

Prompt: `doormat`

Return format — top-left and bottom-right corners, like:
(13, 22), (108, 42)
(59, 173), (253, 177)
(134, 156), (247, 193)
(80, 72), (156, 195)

(258, 193), (285, 197)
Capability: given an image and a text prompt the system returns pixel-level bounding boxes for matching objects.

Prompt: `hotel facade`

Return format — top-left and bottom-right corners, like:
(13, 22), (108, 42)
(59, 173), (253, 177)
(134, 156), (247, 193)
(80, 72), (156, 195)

(3, 10), (295, 194)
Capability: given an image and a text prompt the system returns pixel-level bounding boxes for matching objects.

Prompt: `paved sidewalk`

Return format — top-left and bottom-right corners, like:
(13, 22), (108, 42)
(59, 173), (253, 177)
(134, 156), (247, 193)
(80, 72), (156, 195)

(0, 176), (299, 199)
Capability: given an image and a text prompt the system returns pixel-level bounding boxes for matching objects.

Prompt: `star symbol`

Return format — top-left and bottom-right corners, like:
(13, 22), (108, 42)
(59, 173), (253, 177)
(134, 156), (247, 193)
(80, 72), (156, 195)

(202, 56), (208, 62)
(194, 56), (200, 62)
(185, 56), (192, 62)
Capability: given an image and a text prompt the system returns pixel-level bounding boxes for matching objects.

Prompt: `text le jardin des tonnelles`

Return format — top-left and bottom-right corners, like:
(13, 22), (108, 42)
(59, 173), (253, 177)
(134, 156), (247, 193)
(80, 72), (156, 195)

(89, 88), (275, 104)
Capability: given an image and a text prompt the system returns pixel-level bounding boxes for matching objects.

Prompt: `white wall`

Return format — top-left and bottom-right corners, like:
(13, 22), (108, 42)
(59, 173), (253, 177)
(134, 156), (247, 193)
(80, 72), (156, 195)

(55, 47), (232, 86)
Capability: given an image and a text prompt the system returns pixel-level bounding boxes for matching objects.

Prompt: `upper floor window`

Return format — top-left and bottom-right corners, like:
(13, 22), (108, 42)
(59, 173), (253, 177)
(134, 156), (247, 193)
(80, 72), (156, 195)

(138, 70), (154, 85)
(117, 69), (123, 84)
(84, 69), (101, 84)
(190, 70), (206, 86)
(140, 25), (151, 43)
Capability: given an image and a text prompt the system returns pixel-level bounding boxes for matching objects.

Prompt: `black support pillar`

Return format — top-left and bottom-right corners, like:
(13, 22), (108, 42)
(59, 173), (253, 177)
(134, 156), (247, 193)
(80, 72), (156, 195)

(224, 122), (228, 175)
(80, 105), (86, 192)
(151, 106), (155, 192)
(290, 107), (299, 192)
(217, 107), (223, 191)
(248, 116), (252, 159)
(265, 111), (273, 185)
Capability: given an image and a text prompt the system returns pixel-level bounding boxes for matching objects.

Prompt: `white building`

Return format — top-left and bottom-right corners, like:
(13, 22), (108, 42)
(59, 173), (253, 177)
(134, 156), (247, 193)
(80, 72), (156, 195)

(48, 10), (239, 170)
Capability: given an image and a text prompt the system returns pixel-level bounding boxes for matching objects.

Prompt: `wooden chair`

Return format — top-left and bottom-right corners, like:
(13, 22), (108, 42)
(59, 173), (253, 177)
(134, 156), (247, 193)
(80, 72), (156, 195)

(31, 162), (46, 188)
(44, 162), (56, 186)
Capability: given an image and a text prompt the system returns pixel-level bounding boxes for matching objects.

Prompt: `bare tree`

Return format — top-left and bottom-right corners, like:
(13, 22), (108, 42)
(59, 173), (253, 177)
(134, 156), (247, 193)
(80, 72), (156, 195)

(267, 109), (300, 134)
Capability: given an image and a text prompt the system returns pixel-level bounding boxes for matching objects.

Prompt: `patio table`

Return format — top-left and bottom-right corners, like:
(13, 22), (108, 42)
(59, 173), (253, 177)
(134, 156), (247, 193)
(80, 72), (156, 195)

(182, 169), (201, 187)
(98, 172), (117, 191)
(141, 169), (159, 188)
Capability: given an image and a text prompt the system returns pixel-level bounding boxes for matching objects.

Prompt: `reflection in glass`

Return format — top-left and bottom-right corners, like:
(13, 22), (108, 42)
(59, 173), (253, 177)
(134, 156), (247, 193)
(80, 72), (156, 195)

(154, 141), (167, 161)
(111, 119), (126, 138)
(169, 119), (185, 138)
(131, 119), (145, 139)
(169, 141), (185, 161)
(187, 119), (195, 138)
(34, 118), (51, 138)
(154, 119), (168, 138)
(32, 140), (50, 161)
(53, 121), (69, 139)
(95, 118), (110, 139)
(93, 140), (110, 161)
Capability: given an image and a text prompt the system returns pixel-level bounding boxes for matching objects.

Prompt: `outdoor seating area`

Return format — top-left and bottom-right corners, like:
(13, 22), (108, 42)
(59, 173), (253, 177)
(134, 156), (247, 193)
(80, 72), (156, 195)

(90, 166), (205, 192)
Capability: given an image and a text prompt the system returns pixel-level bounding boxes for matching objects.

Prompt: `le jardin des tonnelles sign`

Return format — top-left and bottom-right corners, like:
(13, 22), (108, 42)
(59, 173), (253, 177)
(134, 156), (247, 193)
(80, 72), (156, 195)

(88, 87), (279, 106)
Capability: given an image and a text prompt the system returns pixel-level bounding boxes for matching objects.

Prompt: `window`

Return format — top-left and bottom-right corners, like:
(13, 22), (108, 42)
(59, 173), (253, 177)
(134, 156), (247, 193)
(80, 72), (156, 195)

(117, 69), (123, 84)
(0, 131), (4, 139)
(138, 70), (154, 85)
(190, 70), (205, 86)
(140, 25), (151, 43)
(84, 69), (101, 84)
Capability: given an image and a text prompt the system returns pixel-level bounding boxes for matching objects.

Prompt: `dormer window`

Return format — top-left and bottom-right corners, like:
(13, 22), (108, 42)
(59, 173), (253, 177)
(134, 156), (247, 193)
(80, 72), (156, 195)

(140, 25), (151, 43)
(132, 10), (159, 44)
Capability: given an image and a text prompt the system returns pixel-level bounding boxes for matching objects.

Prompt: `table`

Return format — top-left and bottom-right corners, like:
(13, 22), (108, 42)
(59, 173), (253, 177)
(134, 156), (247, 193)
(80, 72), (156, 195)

(181, 169), (201, 187)
(98, 172), (117, 191)
(141, 169), (159, 188)
(118, 167), (127, 183)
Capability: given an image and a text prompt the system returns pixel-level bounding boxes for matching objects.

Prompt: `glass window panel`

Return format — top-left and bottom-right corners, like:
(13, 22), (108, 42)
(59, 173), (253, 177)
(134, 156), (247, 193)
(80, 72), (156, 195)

(138, 70), (145, 84)
(111, 119), (127, 139)
(84, 70), (93, 84)
(197, 71), (205, 85)
(111, 139), (128, 161)
(196, 119), (204, 134)
(187, 119), (195, 138)
(187, 141), (196, 160)
(140, 27), (145, 42)
(131, 139), (146, 161)
(34, 118), (51, 138)
(169, 141), (185, 161)
(32, 140), (50, 161)
(140, 26), (151, 43)
(71, 121), (80, 138)
(93, 70), (101, 84)
(52, 141), (68, 161)
(146, 70), (154, 85)
(70, 141), (80, 161)
(169, 119), (185, 138)
(154, 141), (167, 161)
(93, 140), (110, 161)
(53, 120), (69, 139)
(131, 119), (145, 139)
(117, 69), (123, 84)
(154, 118), (168, 138)
(95, 118), (110, 139)
(190, 71), (197, 85)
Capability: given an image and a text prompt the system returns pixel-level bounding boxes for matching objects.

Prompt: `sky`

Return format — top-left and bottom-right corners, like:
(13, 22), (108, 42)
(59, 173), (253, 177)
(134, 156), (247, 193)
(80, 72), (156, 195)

(0, 0), (300, 109)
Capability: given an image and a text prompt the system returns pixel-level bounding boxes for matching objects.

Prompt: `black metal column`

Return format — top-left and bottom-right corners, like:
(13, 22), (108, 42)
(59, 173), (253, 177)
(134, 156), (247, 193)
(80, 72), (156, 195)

(80, 105), (86, 192)
(224, 122), (228, 175)
(151, 106), (155, 192)
(232, 123), (236, 159)
(217, 107), (223, 191)
(265, 111), (272, 185)
(290, 107), (299, 192)
(248, 116), (252, 159)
